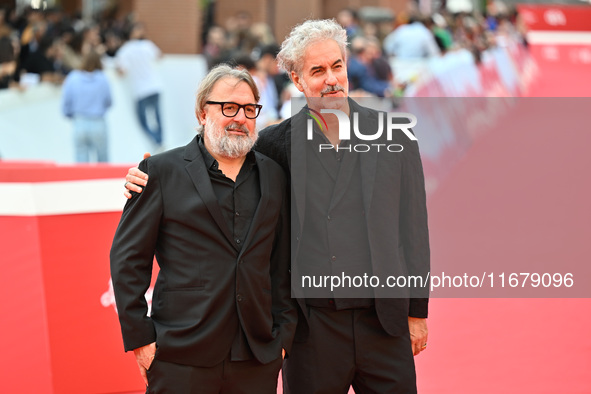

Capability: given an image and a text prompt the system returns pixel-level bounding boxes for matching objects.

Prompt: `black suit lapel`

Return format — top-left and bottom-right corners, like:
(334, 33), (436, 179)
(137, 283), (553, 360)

(183, 137), (235, 246)
(349, 99), (379, 214)
(241, 153), (270, 253)
(289, 110), (308, 235)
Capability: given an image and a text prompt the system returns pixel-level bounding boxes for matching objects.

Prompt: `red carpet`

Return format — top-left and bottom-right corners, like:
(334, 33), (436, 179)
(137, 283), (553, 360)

(414, 50), (591, 393)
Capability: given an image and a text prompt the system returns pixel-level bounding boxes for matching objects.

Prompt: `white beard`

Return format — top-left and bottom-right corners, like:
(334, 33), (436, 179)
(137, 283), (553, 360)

(204, 117), (258, 159)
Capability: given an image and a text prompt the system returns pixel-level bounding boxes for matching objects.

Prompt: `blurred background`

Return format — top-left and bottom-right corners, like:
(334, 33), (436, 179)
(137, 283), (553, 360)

(1, 0), (590, 393)
(1, 0), (589, 163)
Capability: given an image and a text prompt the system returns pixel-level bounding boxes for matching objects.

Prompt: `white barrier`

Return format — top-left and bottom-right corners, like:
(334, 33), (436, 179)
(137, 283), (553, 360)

(0, 54), (208, 164)
(393, 41), (536, 98)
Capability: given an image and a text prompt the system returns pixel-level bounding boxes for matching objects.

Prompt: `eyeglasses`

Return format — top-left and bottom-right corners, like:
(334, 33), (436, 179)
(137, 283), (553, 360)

(205, 101), (263, 119)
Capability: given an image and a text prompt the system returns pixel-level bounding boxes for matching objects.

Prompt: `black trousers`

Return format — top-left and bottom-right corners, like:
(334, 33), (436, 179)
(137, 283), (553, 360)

(282, 306), (417, 394)
(146, 354), (283, 394)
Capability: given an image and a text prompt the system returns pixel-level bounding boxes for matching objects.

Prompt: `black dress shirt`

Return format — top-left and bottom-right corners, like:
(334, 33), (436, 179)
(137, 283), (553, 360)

(198, 137), (260, 360)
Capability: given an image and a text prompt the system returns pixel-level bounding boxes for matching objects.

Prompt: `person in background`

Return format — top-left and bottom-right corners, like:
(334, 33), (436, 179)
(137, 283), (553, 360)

(0, 8), (16, 89)
(246, 23), (276, 58)
(252, 44), (282, 128)
(17, 7), (45, 72)
(103, 29), (123, 57)
(347, 36), (393, 97)
(116, 22), (164, 150)
(366, 36), (394, 83)
(21, 34), (66, 83)
(231, 51), (280, 128)
(59, 26), (82, 71)
(337, 8), (361, 44)
(225, 11), (253, 56)
(257, 44), (290, 115)
(383, 14), (441, 59)
(61, 50), (112, 163)
(430, 14), (454, 54)
(203, 25), (230, 69)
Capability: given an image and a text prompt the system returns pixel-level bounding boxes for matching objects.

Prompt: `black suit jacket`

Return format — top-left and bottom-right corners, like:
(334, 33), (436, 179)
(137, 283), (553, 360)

(256, 99), (430, 339)
(110, 136), (297, 367)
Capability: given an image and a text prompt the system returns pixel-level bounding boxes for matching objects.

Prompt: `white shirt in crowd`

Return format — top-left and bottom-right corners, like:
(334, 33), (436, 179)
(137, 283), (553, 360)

(116, 39), (162, 99)
(383, 22), (441, 59)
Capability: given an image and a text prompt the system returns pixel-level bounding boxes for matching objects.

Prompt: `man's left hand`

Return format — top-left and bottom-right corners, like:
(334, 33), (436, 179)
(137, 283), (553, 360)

(408, 317), (428, 356)
(133, 342), (156, 386)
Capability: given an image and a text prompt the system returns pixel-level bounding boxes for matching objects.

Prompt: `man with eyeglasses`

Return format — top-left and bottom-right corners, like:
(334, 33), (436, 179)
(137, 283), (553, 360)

(110, 64), (296, 393)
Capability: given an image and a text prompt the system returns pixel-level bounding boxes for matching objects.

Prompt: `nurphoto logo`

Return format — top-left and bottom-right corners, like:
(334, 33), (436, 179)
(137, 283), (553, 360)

(306, 109), (418, 152)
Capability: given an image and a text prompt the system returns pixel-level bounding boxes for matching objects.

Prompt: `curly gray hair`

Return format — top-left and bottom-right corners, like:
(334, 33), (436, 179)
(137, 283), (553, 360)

(277, 19), (348, 77)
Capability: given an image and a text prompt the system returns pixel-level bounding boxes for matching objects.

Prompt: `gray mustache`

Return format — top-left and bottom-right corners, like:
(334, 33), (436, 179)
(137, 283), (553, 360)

(225, 123), (250, 135)
(321, 85), (345, 95)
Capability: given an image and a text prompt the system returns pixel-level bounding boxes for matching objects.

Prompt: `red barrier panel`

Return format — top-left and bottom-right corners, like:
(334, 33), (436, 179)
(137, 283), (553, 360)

(518, 5), (591, 32)
(0, 163), (145, 393)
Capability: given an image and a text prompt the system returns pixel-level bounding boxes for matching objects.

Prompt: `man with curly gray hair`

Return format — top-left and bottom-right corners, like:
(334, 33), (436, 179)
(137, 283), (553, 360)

(125, 19), (430, 394)
(260, 19), (430, 394)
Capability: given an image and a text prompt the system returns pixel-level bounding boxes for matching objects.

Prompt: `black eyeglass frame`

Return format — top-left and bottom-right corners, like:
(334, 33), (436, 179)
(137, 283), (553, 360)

(205, 101), (263, 119)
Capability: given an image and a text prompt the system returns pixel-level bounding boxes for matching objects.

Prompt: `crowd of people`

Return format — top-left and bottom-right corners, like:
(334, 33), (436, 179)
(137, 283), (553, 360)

(201, 4), (528, 125)
(0, 3), (528, 162)
(0, 5), (134, 88)
(0, 3), (529, 92)
(0, 5), (165, 162)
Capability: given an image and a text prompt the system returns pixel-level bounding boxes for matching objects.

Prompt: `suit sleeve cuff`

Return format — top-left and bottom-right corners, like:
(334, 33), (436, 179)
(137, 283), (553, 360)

(409, 298), (429, 319)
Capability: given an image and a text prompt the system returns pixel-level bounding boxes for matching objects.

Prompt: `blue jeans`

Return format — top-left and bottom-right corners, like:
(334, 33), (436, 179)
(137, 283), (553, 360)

(136, 93), (163, 145)
(73, 116), (109, 163)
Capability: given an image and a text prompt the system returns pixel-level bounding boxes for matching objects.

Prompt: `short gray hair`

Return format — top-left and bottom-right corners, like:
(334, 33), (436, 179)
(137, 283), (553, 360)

(277, 19), (348, 77)
(195, 64), (260, 130)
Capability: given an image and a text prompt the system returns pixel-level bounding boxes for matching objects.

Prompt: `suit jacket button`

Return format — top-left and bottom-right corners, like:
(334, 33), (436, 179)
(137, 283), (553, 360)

(237, 294), (244, 302)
